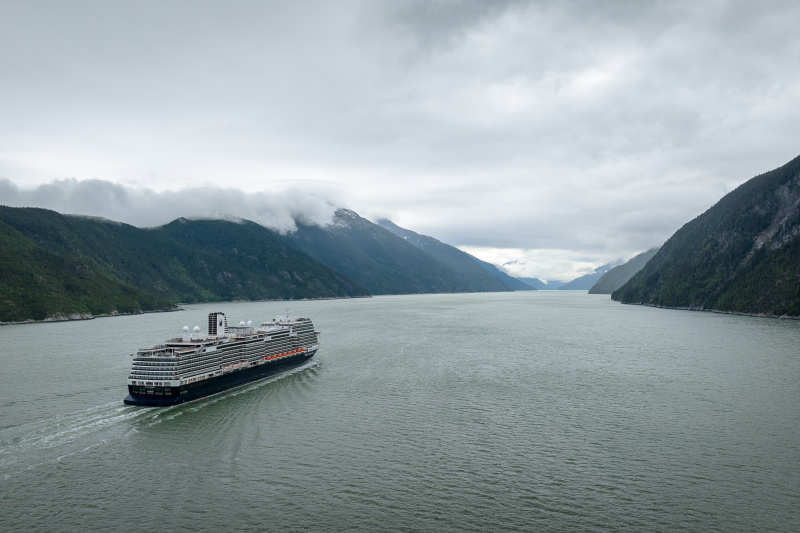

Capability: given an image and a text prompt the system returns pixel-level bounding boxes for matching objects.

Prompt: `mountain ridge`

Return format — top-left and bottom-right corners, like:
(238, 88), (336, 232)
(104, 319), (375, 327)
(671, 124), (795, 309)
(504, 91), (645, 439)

(0, 206), (369, 322)
(589, 248), (659, 294)
(376, 219), (533, 291)
(558, 261), (622, 290)
(284, 209), (524, 295)
(517, 278), (565, 289)
(612, 153), (800, 316)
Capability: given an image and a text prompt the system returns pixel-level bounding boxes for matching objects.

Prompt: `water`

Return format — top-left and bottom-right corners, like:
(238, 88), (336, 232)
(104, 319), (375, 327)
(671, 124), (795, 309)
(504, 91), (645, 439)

(0, 292), (798, 532)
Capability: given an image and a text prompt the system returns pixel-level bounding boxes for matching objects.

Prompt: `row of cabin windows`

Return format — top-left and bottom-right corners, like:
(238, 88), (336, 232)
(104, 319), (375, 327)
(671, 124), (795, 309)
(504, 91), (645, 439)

(131, 386), (176, 396)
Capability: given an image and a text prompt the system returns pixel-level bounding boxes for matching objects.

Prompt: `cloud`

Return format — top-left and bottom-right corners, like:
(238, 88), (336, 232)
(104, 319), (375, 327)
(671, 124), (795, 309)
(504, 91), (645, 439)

(459, 245), (610, 282)
(1, 1), (799, 279)
(0, 178), (338, 233)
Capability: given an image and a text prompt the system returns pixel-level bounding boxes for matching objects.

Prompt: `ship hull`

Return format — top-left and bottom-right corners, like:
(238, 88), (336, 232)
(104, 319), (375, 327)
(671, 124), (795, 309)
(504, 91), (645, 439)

(123, 351), (315, 407)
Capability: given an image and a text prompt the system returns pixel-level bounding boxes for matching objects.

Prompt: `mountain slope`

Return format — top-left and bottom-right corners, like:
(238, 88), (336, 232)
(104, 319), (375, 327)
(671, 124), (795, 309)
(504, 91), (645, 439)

(612, 154), (800, 316)
(284, 209), (485, 295)
(0, 207), (369, 321)
(589, 248), (659, 294)
(558, 261), (621, 290)
(377, 219), (531, 291)
(517, 278), (564, 289)
(472, 258), (536, 291)
(154, 217), (368, 302)
(0, 217), (176, 322)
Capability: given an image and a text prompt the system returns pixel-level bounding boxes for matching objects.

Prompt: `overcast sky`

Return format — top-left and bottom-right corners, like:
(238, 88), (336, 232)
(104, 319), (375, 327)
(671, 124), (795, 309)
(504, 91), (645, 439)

(1, 1), (799, 281)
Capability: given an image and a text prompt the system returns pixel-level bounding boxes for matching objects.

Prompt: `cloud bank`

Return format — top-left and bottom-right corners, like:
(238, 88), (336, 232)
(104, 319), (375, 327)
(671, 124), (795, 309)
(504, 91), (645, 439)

(0, 179), (338, 233)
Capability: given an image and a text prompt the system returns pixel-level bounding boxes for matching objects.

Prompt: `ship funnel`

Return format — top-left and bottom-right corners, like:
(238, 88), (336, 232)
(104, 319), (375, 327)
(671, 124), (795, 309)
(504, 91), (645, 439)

(208, 312), (227, 336)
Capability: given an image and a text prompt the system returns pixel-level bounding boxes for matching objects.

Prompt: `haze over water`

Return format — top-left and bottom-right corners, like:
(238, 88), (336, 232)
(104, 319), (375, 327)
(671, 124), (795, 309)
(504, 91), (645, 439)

(1, 292), (798, 532)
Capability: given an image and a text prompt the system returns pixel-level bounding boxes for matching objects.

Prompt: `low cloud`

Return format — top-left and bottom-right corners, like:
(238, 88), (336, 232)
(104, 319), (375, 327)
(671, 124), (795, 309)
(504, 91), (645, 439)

(460, 246), (613, 282)
(0, 178), (338, 233)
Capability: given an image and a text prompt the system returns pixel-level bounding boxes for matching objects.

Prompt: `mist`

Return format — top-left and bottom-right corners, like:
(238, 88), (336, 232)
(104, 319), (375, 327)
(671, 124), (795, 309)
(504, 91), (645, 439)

(0, 178), (339, 233)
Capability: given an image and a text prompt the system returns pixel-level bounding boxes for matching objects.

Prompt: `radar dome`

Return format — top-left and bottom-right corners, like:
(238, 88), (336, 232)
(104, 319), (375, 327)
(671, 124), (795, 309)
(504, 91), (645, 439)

(193, 326), (200, 333)
(247, 320), (253, 326)
(239, 321), (246, 326)
(183, 326), (189, 332)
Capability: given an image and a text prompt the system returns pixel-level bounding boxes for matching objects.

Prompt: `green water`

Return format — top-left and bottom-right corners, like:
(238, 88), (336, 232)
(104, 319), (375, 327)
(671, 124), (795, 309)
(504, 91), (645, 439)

(1, 292), (798, 531)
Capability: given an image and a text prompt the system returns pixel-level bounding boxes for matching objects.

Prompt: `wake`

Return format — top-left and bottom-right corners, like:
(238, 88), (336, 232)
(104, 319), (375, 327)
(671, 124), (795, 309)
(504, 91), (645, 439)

(0, 401), (160, 477)
(0, 358), (320, 478)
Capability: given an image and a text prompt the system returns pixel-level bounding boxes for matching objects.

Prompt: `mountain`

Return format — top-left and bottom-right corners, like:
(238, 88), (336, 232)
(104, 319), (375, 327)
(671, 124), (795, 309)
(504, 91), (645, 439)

(558, 261), (622, 290)
(376, 219), (533, 291)
(517, 278), (564, 289)
(612, 154), (800, 316)
(0, 207), (368, 322)
(518, 277), (548, 290)
(588, 248), (659, 294)
(283, 209), (491, 295)
(471, 258), (536, 291)
(0, 215), (177, 322)
(152, 217), (369, 301)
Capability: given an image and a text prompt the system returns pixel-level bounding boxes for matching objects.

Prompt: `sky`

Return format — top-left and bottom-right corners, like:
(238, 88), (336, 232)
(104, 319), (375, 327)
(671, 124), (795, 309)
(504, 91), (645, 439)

(1, 0), (799, 281)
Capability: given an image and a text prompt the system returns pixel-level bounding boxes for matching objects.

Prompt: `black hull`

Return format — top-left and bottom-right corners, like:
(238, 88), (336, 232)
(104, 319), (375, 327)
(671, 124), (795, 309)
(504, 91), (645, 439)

(123, 351), (314, 407)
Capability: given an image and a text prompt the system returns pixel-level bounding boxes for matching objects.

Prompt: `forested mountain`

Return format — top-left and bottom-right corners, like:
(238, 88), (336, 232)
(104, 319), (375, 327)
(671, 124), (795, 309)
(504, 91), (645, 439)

(376, 219), (532, 291)
(0, 207), (368, 322)
(0, 215), (176, 322)
(613, 154), (800, 316)
(284, 209), (503, 295)
(589, 248), (659, 294)
(558, 261), (621, 290)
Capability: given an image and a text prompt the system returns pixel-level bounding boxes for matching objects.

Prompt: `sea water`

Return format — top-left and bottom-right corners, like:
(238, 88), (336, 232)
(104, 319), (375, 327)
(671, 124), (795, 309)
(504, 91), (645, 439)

(1, 292), (798, 532)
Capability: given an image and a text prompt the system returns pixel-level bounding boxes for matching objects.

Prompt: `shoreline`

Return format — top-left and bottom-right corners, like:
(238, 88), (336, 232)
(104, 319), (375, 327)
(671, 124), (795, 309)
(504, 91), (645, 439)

(0, 294), (372, 326)
(0, 306), (184, 326)
(615, 300), (800, 320)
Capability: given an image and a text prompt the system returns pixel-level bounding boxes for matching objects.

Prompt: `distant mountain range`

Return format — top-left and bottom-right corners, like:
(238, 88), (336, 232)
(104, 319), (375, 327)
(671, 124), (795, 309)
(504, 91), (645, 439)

(518, 258), (652, 293)
(517, 278), (565, 290)
(0, 206), (534, 323)
(377, 219), (533, 292)
(557, 261), (622, 290)
(613, 153), (800, 316)
(472, 258), (536, 291)
(589, 248), (659, 294)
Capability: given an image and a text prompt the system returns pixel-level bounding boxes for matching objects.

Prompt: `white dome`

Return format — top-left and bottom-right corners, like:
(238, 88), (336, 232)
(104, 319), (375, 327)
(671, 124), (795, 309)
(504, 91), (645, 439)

(247, 320), (253, 326)
(183, 326), (189, 332)
(193, 326), (200, 333)
(239, 321), (246, 326)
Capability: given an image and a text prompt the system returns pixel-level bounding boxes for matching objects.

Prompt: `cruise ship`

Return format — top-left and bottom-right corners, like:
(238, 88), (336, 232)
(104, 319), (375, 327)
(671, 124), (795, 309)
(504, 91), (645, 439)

(124, 311), (320, 406)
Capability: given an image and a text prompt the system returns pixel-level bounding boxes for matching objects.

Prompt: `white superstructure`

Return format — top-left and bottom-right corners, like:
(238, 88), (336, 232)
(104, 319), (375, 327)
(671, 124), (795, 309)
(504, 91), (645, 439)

(127, 312), (320, 392)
